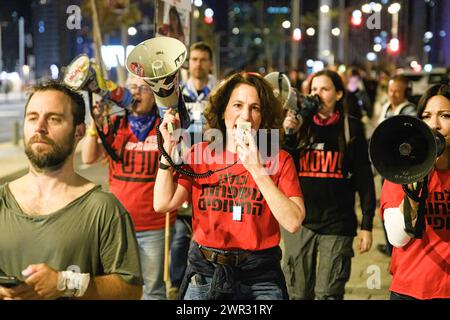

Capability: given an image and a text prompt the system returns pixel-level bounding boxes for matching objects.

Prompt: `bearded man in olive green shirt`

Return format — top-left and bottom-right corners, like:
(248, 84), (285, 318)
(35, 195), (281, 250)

(0, 82), (143, 300)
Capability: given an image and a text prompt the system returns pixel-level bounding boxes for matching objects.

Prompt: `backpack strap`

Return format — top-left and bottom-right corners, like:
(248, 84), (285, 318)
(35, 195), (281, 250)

(344, 113), (351, 147)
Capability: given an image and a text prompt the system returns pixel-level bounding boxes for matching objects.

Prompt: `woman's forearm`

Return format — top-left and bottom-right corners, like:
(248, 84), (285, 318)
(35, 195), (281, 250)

(251, 169), (304, 233)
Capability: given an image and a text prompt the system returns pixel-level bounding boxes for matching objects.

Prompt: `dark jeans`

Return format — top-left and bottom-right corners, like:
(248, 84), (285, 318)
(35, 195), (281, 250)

(169, 215), (192, 288)
(180, 242), (288, 300)
(184, 274), (284, 300)
(390, 292), (418, 300)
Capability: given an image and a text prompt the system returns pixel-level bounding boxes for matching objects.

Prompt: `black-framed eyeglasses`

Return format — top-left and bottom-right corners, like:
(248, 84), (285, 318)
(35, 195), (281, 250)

(127, 84), (152, 93)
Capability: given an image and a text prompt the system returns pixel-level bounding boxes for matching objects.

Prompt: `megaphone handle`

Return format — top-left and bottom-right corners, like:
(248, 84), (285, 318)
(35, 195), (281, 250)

(87, 92), (122, 163)
(167, 108), (179, 134)
(402, 175), (429, 239)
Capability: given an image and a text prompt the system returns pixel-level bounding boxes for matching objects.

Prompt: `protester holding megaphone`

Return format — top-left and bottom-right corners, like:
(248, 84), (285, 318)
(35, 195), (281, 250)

(281, 70), (376, 300)
(81, 75), (176, 300)
(265, 72), (321, 135)
(154, 72), (305, 300)
(125, 36), (190, 134)
(379, 84), (450, 300)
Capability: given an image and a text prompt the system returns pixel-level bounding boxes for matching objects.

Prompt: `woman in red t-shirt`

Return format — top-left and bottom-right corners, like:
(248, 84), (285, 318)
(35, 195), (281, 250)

(380, 84), (450, 300)
(154, 72), (305, 300)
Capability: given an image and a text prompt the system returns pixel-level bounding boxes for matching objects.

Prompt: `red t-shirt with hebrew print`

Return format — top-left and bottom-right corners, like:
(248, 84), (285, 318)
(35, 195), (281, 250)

(177, 142), (303, 251)
(380, 169), (450, 299)
(106, 116), (176, 231)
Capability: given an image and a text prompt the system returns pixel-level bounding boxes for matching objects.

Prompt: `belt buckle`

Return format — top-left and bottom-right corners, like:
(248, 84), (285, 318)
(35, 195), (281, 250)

(210, 251), (218, 263)
(234, 255), (239, 266)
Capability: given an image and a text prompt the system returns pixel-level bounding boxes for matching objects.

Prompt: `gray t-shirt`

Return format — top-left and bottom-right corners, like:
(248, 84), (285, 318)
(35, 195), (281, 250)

(0, 184), (143, 286)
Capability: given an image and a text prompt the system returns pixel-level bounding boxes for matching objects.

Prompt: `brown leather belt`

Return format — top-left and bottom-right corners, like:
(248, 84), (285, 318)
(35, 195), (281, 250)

(200, 248), (251, 266)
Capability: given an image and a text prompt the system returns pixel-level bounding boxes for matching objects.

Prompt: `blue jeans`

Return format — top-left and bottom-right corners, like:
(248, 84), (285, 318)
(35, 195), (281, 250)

(169, 217), (192, 288)
(136, 228), (173, 300)
(184, 274), (284, 300)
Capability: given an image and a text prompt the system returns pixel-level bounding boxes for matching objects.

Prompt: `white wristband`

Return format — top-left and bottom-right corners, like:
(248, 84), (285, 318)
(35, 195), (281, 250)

(57, 271), (90, 298)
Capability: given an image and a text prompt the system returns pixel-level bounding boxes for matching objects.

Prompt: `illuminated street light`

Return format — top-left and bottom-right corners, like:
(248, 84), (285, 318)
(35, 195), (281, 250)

(366, 52), (377, 61)
(127, 27), (137, 36)
(204, 8), (214, 18)
(320, 5), (330, 13)
(193, 9), (200, 19)
(282, 20), (291, 29)
(373, 44), (382, 52)
(22, 64), (30, 83)
(331, 28), (341, 37)
(50, 64), (59, 79)
(388, 38), (400, 54)
(388, 3), (401, 44)
(424, 31), (433, 40)
(292, 28), (302, 41)
(306, 27), (316, 36)
(351, 10), (363, 27)
(372, 3), (383, 12)
(410, 61), (419, 69)
(361, 4), (372, 13)
(362, 2), (383, 13)
(388, 3), (401, 14)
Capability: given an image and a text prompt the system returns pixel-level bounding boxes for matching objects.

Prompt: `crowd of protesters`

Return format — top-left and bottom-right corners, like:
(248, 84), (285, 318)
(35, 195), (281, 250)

(0, 37), (449, 300)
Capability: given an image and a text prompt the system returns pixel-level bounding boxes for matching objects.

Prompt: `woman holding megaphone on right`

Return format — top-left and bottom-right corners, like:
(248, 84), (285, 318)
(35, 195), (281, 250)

(380, 84), (450, 300)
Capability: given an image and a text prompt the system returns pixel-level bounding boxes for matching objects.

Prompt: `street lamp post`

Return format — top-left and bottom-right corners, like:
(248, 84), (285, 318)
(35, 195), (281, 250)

(0, 21), (8, 73)
(319, 0), (332, 65)
(388, 3), (401, 64)
(388, 3), (401, 39)
(290, 0), (301, 71)
(0, 23), (3, 73)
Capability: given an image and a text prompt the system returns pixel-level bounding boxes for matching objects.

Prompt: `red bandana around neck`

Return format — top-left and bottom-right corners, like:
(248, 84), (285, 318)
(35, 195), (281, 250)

(313, 111), (341, 126)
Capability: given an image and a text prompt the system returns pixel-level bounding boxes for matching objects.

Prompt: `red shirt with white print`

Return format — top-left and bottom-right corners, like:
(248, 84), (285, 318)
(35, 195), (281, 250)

(380, 169), (450, 299)
(106, 116), (176, 231)
(176, 142), (303, 251)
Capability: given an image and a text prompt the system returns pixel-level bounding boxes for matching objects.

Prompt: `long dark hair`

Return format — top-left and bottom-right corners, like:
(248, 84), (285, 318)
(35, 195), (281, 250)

(169, 6), (184, 37)
(417, 84), (450, 118)
(297, 70), (348, 154)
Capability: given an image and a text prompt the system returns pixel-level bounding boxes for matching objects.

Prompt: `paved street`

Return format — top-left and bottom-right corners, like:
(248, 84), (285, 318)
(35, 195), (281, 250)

(0, 93), (26, 144)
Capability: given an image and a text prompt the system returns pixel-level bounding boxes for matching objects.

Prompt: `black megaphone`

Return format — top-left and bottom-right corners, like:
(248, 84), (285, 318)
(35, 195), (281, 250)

(369, 115), (445, 184)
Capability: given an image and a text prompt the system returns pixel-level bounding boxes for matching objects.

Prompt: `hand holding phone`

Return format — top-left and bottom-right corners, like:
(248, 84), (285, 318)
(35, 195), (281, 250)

(0, 275), (24, 288)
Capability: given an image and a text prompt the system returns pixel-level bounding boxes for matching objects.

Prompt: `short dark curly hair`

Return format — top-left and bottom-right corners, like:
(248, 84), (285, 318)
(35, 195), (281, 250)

(25, 80), (86, 126)
(204, 72), (285, 145)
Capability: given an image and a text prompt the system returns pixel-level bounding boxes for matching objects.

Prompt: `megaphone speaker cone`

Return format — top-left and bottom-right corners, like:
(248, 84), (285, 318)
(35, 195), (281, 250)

(125, 36), (187, 81)
(369, 115), (438, 184)
(63, 54), (92, 90)
(264, 72), (292, 109)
